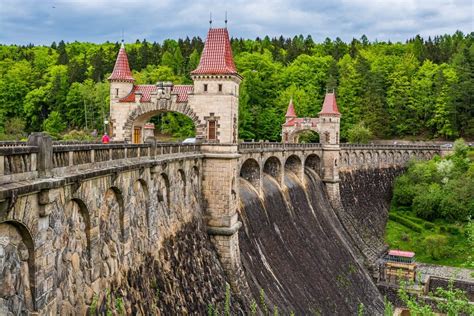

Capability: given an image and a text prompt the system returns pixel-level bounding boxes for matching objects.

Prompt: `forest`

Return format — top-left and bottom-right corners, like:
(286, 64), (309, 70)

(0, 31), (472, 141)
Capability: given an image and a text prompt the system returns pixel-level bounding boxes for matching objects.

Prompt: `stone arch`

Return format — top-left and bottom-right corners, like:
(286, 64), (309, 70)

(240, 158), (261, 190)
(380, 151), (387, 163)
(388, 151), (394, 163)
(98, 187), (125, 281)
(263, 156), (282, 182)
(130, 180), (149, 255)
(288, 128), (319, 143)
(0, 220), (35, 313)
(178, 169), (186, 198)
(285, 154), (302, 176)
(366, 152), (372, 165)
(395, 151), (402, 163)
(343, 152), (350, 166)
(373, 152), (379, 164)
(359, 152), (365, 165)
(158, 173), (171, 213)
(57, 199), (92, 314)
(122, 100), (201, 142)
(402, 151), (409, 162)
(351, 152), (358, 165)
(69, 198), (92, 259)
(305, 154), (321, 176)
(190, 166), (200, 208)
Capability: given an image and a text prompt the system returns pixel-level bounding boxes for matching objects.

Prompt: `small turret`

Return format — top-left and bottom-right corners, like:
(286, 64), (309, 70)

(285, 98), (297, 123)
(108, 42), (134, 99)
(318, 92), (341, 145)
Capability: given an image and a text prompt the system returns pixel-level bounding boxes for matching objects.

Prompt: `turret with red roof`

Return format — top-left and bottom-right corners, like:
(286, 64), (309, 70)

(108, 41), (135, 100)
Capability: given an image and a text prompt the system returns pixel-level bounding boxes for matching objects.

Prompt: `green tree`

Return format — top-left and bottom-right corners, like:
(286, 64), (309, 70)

(43, 111), (67, 139)
(347, 122), (373, 143)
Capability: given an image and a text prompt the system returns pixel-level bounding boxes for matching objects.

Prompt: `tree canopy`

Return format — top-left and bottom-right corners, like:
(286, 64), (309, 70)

(0, 32), (472, 141)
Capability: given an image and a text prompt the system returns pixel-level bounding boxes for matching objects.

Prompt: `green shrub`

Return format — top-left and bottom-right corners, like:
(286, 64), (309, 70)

(62, 129), (95, 141)
(413, 183), (443, 221)
(389, 213), (423, 233)
(424, 235), (449, 260)
(447, 226), (461, 235)
(424, 222), (435, 230)
(347, 122), (373, 144)
(43, 111), (67, 139)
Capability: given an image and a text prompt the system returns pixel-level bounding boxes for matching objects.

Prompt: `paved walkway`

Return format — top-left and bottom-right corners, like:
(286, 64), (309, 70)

(416, 263), (473, 283)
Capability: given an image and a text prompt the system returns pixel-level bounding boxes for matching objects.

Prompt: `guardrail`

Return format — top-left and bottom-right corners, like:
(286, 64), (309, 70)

(0, 135), (202, 184)
(340, 143), (441, 150)
(238, 142), (322, 151)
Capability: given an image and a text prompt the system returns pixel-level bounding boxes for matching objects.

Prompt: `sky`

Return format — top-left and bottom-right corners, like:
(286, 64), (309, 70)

(0, 0), (472, 45)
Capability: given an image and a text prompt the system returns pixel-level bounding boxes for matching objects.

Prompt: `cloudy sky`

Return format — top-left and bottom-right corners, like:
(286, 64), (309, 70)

(0, 0), (472, 45)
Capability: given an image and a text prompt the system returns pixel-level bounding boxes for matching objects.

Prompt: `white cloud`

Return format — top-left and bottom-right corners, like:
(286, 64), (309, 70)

(0, 0), (471, 44)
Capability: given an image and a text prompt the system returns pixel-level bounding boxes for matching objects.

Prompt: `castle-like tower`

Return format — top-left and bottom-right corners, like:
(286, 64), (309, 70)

(108, 28), (241, 144)
(281, 92), (341, 145)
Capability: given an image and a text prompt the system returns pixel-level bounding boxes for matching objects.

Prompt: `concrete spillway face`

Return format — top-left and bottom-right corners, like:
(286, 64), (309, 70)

(238, 168), (385, 315)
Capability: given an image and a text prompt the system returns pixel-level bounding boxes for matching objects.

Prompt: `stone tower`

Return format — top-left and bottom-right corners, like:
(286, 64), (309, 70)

(318, 92), (341, 146)
(280, 92), (341, 201)
(108, 29), (240, 144)
(318, 92), (341, 204)
(189, 28), (241, 143)
(108, 42), (135, 138)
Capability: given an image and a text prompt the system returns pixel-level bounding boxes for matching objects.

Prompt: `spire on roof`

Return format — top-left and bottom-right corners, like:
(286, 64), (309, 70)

(108, 43), (134, 82)
(191, 28), (239, 76)
(285, 98), (297, 117)
(319, 92), (341, 116)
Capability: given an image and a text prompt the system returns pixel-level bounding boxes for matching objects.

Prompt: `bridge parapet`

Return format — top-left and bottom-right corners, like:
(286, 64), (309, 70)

(238, 142), (322, 152)
(340, 143), (441, 150)
(0, 135), (201, 185)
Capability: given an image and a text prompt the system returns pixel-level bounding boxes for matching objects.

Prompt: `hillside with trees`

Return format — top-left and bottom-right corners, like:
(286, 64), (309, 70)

(0, 32), (472, 141)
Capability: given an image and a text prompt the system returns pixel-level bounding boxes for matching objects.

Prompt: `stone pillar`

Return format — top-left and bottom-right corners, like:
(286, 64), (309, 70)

(321, 144), (341, 208)
(201, 144), (247, 294)
(27, 133), (52, 178)
(143, 123), (155, 142)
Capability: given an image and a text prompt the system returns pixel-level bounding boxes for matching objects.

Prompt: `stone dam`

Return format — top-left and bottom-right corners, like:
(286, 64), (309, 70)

(0, 135), (444, 315)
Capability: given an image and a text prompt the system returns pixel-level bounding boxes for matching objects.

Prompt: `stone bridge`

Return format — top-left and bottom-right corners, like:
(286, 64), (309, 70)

(237, 142), (441, 196)
(0, 134), (444, 314)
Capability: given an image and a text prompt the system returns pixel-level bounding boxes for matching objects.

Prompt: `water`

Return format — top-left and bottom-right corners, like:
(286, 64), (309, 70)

(238, 168), (385, 315)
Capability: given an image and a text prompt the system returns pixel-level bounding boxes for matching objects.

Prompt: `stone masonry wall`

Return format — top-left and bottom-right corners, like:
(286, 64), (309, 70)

(0, 156), (225, 315)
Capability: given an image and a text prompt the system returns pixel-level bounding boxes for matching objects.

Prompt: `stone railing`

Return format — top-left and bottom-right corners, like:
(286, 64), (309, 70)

(239, 142), (322, 152)
(340, 143), (441, 150)
(0, 141), (30, 147)
(0, 146), (39, 182)
(0, 134), (202, 185)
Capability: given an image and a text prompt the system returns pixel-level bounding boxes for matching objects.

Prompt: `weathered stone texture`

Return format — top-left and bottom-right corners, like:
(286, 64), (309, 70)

(0, 156), (208, 315)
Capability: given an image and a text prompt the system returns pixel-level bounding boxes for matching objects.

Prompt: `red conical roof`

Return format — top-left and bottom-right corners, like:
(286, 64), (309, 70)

(285, 98), (297, 117)
(191, 28), (238, 76)
(108, 43), (135, 82)
(319, 92), (340, 116)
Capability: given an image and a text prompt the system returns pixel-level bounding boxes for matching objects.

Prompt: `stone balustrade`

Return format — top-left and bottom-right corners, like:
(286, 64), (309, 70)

(0, 134), (201, 185)
(238, 142), (322, 152)
(0, 146), (39, 182)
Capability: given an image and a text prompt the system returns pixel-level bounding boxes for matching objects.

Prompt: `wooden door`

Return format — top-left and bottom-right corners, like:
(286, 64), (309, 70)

(133, 127), (141, 144)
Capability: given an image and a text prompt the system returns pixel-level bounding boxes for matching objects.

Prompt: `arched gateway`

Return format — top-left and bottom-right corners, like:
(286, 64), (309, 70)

(281, 94), (341, 145)
(109, 28), (241, 144)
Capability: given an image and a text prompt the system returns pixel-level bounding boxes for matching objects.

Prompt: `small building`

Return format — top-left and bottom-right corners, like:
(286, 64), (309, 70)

(383, 250), (417, 284)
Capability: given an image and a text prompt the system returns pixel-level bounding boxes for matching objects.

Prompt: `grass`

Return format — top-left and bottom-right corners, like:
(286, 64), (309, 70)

(385, 210), (472, 267)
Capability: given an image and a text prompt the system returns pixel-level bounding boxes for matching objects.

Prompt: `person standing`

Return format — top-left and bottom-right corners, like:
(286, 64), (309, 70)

(101, 133), (110, 144)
